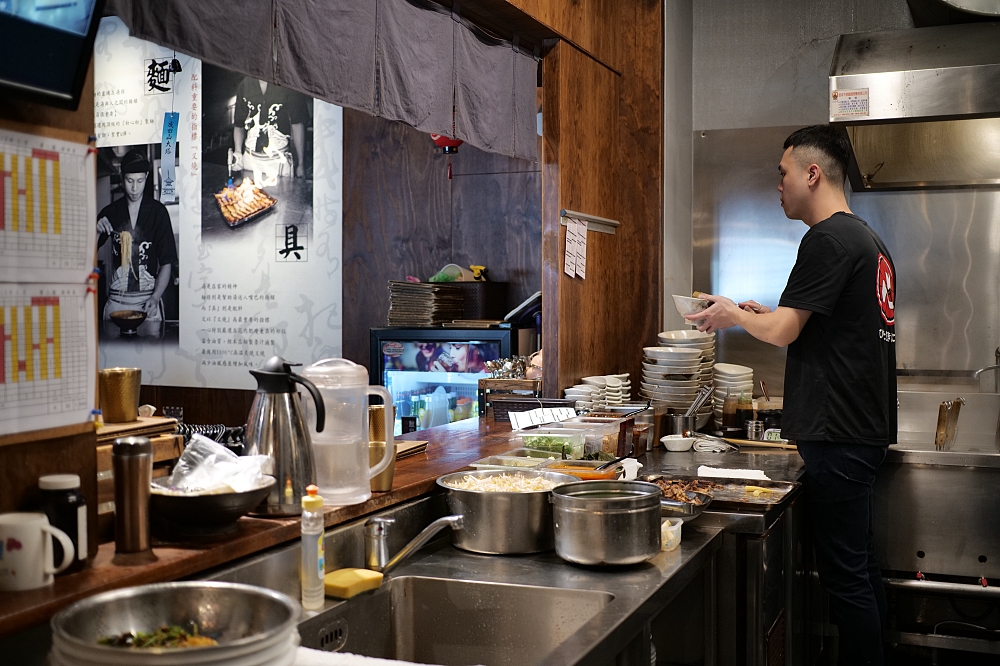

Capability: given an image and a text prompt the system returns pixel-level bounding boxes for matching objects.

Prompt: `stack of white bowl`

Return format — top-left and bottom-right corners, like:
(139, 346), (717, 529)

(564, 383), (603, 410)
(640, 330), (716, 426)
(602, 375), (631, 405)
(712, 363), (754, 423)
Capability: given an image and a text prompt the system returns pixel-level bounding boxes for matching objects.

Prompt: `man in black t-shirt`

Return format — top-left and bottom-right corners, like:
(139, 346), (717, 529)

(686, 125), (895, 666)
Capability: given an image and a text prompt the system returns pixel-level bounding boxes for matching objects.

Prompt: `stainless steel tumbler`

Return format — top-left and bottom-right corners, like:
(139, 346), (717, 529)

(112, 436), (152, 553)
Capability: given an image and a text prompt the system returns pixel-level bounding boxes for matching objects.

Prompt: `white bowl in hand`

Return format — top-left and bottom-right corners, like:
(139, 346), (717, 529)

(672, 295), (710, 324)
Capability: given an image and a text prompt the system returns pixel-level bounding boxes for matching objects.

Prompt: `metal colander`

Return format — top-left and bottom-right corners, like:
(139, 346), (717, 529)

(50, 581), (299, 665)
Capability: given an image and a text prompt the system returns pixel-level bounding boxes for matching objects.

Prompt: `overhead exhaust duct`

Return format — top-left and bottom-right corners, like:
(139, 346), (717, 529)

(829, 22), (1000, 190)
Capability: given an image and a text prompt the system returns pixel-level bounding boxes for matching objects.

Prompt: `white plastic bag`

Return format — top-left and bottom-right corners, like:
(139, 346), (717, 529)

(165, 434), (273, 494)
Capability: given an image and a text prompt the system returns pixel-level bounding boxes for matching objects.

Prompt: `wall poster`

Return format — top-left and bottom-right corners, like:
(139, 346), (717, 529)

(94, 17), (343, 390)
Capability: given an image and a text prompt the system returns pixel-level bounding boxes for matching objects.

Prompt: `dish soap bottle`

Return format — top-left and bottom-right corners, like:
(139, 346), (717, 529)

(300, 484), (325, 610)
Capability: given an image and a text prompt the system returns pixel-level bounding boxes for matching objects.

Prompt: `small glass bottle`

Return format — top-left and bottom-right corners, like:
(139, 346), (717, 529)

(300, 484), (325, 610)
(736, 390), (754, 429)
(722, 388), (739, 427)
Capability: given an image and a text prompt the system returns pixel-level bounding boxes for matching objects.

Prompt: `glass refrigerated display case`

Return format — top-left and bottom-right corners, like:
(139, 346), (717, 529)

(369, 327), (517, 434)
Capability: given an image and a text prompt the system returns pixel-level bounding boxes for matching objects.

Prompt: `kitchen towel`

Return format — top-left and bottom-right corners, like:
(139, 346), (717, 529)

(697, 465), (770, 481)
(295, 647), (479, 666)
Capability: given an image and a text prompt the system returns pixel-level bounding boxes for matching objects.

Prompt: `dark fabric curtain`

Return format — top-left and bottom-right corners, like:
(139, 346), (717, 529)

(106, 0), (538, 160)
(274, 0), (377, 115)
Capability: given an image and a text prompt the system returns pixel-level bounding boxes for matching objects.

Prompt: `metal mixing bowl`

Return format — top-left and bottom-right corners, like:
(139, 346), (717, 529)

(50, 581), (299, 665)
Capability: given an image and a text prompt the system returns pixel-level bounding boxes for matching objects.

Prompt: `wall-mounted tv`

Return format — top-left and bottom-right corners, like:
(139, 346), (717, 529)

(0, 0), (105, 109)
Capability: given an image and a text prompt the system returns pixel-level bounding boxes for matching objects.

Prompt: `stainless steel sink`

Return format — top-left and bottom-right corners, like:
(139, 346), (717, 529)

(298, 575), (614, 666)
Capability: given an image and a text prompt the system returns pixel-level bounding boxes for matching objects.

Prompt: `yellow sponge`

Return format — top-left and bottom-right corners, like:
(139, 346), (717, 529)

(324, 568), (384, 599)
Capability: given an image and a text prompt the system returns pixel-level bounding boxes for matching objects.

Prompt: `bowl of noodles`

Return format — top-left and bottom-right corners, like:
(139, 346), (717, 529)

(109, 309), (147, 334)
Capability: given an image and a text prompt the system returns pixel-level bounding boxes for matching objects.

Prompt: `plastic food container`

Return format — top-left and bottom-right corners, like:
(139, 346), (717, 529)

(558, 418), (627, 455)
(470, 448), (561, 470)
(661, 518), (683, 551)
(517, 429), (586, 459)
(542, 459), (624, 480)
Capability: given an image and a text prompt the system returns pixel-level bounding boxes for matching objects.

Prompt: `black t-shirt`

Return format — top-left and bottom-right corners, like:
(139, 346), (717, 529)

(778, 212), (897, 446)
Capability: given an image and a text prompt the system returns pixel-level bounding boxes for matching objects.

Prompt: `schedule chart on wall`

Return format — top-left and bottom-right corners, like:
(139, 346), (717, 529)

(0, 128), (96, 284)
(0, 284), (96, 434)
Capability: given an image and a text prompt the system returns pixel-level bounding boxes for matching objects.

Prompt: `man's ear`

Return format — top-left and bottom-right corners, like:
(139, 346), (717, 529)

(807, 163), (822, 187)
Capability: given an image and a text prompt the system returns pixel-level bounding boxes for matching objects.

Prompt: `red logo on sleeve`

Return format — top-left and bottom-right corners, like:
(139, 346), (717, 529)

(877, 254), (895, 326)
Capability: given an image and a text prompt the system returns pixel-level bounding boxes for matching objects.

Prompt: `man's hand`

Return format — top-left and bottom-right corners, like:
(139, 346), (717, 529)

(141, 298), (158, 315)
(97, 217), (113, 235)
(738, 299), (772, 314)
(684, 294), (742, 333)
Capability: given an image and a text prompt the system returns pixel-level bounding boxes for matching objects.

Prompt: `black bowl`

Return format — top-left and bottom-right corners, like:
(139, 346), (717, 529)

(150, 476), (276, 541)
(109, 309), (147, 334)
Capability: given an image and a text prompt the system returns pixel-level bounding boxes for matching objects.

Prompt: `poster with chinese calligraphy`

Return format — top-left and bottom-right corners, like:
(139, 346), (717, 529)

(95, 17), (343, 390)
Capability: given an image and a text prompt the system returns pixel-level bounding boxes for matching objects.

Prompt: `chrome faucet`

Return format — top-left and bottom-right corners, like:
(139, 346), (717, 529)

(972, 347), (1000, 393)
(364, 515), (464, 575)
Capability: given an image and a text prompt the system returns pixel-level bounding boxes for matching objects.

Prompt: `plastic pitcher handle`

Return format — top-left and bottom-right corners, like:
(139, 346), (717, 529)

(368, 385), (395, 479)
(42, 524), (75, 575)
(291, 373), (325, 433)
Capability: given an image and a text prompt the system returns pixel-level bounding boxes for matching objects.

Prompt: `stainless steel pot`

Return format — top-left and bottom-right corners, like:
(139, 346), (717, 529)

(437, 469), (577, 554)
(551, 480), (663, 565)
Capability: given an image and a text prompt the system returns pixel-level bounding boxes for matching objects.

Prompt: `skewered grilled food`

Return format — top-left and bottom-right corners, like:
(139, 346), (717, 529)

(214, 179), (276, 227)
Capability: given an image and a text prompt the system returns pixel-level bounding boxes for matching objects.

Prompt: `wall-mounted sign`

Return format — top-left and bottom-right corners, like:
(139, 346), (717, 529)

(95, 17), (343, 390)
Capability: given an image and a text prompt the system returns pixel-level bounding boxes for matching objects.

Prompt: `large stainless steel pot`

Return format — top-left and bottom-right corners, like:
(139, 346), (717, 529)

(437, 469), (577, 554)
(551, 480), (663, 565)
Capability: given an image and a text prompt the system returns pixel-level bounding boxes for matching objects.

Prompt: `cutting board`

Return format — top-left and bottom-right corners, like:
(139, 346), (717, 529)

(723, 438), (797, 451)
(96, 416), (178, 443)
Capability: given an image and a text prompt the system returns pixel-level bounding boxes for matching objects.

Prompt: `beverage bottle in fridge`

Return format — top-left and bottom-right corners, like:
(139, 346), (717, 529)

(300, 484), (325, 610)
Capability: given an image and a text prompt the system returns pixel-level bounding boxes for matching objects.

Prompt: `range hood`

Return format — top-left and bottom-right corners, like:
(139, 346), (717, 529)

(829, 22), (1000, 190)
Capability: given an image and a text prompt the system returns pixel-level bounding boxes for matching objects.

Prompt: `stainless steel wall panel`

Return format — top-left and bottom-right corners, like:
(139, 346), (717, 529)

(693, 0), (913, 130)
(875, 461), (1000, 578)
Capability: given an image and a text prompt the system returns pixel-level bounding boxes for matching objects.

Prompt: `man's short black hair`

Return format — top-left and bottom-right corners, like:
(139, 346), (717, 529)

(783, 125), (851, 184)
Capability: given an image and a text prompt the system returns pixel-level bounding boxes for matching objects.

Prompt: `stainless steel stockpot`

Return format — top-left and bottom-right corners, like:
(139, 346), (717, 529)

(437, 469), (578, 554)
(551, 480), (663, 566)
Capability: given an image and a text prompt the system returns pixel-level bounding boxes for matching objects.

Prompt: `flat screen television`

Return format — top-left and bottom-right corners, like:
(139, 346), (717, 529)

(0, 0), (105, 109)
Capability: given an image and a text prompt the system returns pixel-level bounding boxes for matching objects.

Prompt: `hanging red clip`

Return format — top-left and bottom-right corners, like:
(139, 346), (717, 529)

(980, 577), (989, 588)
(916, 571), (925, 581)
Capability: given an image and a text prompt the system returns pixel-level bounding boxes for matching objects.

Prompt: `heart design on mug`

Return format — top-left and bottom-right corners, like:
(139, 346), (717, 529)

(6, 538), (22, 551)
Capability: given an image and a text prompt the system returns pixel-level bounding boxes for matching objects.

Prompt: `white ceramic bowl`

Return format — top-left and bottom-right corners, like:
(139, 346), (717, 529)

(661, 435), (696, 452)
(714, 363), (753, 377)
(672, 295), (709, 314)
(580, 376), (607, 387)
(643, 346), (702, 361)
(658, 329), (714, 341)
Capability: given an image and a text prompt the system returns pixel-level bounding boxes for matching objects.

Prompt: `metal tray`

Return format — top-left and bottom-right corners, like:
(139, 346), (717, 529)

(660, 491), (713, 522)
(639, 474), (797, 508)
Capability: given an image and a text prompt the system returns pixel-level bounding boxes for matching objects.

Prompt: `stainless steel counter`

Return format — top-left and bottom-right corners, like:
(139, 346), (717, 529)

(203, 492), (723, 666)
(640, 446), (809, 666)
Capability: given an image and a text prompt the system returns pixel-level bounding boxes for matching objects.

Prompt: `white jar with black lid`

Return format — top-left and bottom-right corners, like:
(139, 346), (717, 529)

(38, 474), (88, 575)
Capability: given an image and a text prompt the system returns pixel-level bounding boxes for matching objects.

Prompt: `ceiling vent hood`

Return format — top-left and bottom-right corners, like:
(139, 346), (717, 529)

(829, 22), (1000, 190)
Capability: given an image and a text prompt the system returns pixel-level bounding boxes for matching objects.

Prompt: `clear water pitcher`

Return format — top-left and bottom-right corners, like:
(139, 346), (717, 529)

(300, 359), (394, 506)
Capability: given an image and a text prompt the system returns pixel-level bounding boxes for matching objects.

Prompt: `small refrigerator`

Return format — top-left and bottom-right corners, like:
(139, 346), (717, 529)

(370, 327), (519, 434)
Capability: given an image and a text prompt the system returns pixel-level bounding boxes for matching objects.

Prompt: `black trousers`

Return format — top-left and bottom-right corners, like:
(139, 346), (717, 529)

(797, 441), (888, 666)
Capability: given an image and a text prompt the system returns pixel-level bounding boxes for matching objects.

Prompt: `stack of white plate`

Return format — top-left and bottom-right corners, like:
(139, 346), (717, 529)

(712, 362), (754, 422)
(640, 330), (716, 425)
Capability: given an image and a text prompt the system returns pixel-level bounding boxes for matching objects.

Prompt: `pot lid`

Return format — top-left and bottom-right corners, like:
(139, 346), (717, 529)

(301, 358), (368, 387)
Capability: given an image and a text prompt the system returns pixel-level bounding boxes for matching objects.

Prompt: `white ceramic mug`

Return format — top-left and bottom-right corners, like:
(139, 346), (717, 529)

(0, 513), (75, 591)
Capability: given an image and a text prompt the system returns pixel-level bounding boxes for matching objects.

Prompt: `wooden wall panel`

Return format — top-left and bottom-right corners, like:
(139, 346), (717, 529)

(139, 385), (255, 427)
(613, 0), (664, 384)
(541, 42), (619, 395)
(342, 109), (454, 365)
(505, 0), (621, 71)
(343, 109), (541, 368)
(541, 7), (663, 395)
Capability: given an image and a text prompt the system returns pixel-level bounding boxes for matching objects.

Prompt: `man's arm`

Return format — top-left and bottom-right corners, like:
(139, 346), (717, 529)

(144, 263), (172, 315)
(684, 295), (811, 347)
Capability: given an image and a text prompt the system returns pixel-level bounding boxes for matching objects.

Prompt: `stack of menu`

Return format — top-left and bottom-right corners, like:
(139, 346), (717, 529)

(387, 281), (464, 326)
